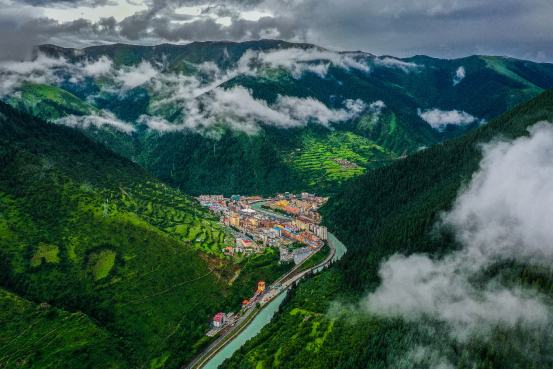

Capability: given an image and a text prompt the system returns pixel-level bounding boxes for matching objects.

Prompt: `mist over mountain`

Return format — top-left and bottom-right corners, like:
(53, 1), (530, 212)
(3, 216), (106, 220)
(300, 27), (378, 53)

(2, 34), (553, 369)
(218, 85), (553, 369)
(2, 40), (553, 195)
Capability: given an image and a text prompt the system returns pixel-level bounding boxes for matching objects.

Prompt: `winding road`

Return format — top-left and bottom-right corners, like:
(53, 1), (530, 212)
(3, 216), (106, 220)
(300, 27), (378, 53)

(184, 200), (342, 369)
(184, 238), (337, 369)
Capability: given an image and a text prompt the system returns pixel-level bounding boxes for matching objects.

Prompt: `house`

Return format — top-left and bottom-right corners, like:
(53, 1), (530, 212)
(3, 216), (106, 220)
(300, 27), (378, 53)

(241, 239), (254, 248)
(230, 212), (240, 227)
(271, 227), (282, 238)
(213, 312), (226, 328)
(258, 281), (266, 292)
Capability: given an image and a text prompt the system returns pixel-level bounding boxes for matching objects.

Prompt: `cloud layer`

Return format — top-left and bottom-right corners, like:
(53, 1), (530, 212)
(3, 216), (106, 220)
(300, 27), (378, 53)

(0, 48), (373, 133)
(1, 0), (553, 63)
(142, 86), (366, 133)
(57, 111), (135, 133)
(364, 122), (553, 341)
(453, 66), (465, 86)
(418, 108), (481, 131)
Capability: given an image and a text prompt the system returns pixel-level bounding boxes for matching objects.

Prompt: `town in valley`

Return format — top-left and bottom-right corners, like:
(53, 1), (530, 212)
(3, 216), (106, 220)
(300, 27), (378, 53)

(196, 192), (330, 337)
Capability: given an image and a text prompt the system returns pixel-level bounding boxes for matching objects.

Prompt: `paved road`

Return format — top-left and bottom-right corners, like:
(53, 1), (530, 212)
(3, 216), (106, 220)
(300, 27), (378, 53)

(184, 238), (336, 369)
(184, 307), (255, 369)
(260, 238), (336, 305)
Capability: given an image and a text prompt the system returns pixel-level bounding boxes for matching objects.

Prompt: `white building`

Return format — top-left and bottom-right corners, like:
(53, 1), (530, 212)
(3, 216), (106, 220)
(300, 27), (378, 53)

(213, 313), (226, 328)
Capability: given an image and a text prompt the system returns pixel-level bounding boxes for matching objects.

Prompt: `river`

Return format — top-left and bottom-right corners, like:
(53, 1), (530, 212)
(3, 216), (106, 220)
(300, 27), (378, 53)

(203, 201), (347, 369)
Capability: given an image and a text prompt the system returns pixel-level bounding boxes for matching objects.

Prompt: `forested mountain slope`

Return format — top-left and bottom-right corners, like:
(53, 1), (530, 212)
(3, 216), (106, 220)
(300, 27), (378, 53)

(220, 88), (553, 368)
(0, 102), (291, 368)
(2, 40), (553, 195)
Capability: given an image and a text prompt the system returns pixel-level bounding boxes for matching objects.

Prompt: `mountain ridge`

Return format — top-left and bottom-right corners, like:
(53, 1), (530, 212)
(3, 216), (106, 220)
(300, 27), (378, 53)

(3, 40), (553, 196)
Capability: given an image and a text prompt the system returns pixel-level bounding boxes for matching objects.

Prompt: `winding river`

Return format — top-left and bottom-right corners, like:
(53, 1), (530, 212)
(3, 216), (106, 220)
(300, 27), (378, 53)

(203, 201), (347, 369)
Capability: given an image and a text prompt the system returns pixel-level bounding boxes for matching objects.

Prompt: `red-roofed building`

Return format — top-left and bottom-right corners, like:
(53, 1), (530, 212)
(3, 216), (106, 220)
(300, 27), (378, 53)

(258, 281), (266, 291)
(213, 312), (226, 328)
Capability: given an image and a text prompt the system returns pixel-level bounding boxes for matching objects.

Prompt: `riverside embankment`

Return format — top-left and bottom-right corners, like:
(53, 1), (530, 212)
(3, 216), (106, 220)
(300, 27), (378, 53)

(187, 202), (347, 369)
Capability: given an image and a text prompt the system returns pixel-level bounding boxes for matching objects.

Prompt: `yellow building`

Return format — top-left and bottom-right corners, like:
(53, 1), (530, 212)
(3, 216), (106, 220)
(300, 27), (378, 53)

(258, 281), (266, 291)
(230, 213), (240, 227)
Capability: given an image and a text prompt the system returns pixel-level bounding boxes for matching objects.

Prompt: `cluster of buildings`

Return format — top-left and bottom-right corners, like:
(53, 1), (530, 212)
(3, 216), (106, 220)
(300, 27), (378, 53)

(199, 193), (332, 337)
(196, 193), (329, 263)
(327, 158), (359, 169)
(207, 281), (267, 336)
(266, 194), (328, 221)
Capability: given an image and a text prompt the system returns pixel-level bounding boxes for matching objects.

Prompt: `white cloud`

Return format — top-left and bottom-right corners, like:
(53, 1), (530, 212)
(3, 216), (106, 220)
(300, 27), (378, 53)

(164, 86), (366, 134)
(0, 53), (116, 96)
(0, 53), (67, 95)
(138, 86), (366, 134)
(56, 111), (135, 133)
(365, 253), (548, 340)
(0, 53), (67, 75)
(373, 57), (420, 72)
(444, 122), (553, 259)
(242, 47), (370, 78)
(418, 108), (481, 131)
(453, 66), (465, 86)
(367, 100), (385, 122)
(137, 114), (177, 132)
(82, 55), (114, 78)
(114, 60), (159, 89)
(364, 122), (553, 341)
(0, 48), (368, 135)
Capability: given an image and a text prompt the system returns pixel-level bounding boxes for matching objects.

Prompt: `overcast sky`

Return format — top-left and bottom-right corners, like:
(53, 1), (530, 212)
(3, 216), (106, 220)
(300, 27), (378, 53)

(1, 0), (552, 62)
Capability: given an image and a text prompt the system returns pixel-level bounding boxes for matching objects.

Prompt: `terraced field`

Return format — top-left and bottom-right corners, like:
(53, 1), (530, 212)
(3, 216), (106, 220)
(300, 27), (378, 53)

(115, 181), (233, 257)
(287, 131), (397, 187)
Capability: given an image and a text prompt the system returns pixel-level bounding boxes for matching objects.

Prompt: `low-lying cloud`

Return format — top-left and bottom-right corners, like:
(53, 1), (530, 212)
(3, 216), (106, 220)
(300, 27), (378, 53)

(56, 111), (135, 133)
(114, 60), (160, 89)
(143, 86), (366, 134)
(373, 57), (419, 72)
(418, 108), (482, 131)
(249, 47), (370, 77)
(364, 122), (553, 342)
(0, 48), (374, 134)
(453, 66), (465, 86)
(368, 100), (385, 122)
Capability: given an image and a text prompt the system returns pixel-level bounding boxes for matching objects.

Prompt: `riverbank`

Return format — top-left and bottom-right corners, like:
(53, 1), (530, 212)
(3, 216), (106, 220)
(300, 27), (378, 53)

(188, 236), (337, 369)
(187, 200), (347, 369)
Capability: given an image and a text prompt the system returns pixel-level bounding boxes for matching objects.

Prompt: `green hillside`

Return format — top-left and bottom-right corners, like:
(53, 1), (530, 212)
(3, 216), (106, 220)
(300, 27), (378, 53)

(219, 88), (553, 369)
(7, 83), (100, 121)
(0, 102), (293, 368)
(0, 288), (127, 368)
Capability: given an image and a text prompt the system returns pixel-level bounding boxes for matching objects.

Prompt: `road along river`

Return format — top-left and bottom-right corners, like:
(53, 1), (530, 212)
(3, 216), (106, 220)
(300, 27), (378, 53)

(198, 202), (347, 369)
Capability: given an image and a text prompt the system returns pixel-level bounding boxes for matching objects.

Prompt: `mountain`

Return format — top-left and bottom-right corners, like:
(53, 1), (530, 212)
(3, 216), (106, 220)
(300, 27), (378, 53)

(0, 101), (293, 368)
(2, 40), (553, 195)
(218, 88), (553, 368)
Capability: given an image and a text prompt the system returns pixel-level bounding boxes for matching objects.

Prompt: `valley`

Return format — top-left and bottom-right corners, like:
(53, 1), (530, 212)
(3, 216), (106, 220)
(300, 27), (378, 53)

(218, 84), (553, 369)
(1, 38), (553, 369)
(0, 102), (325, 368)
